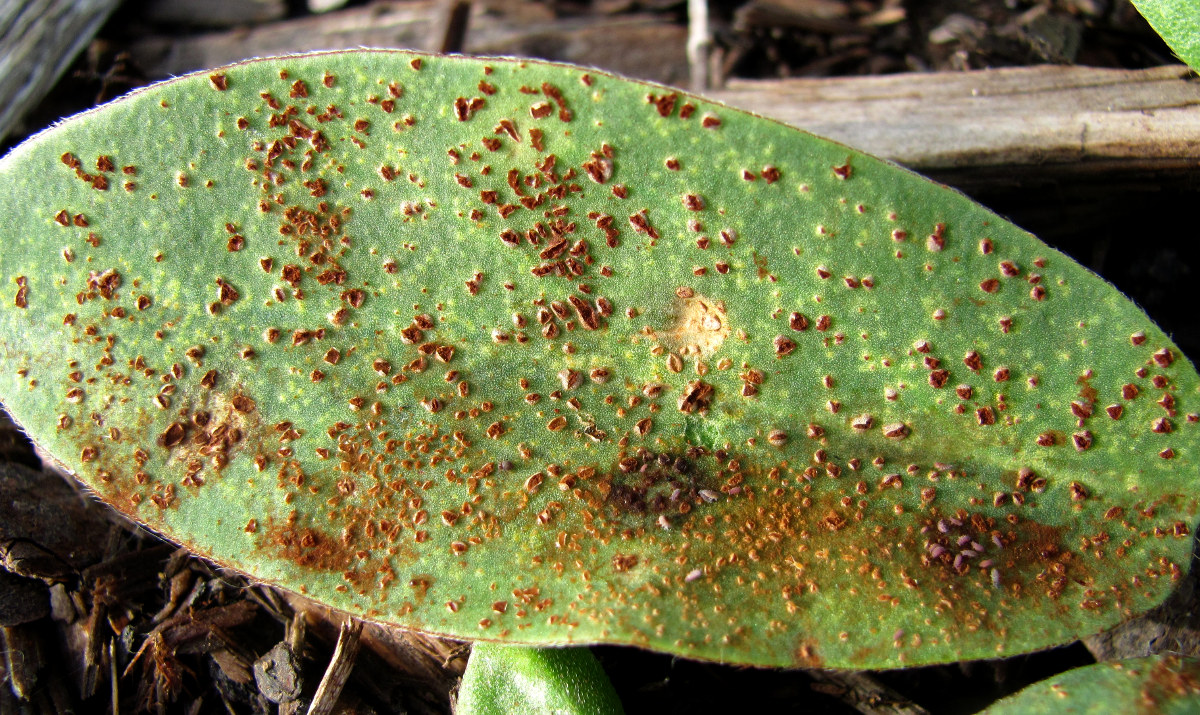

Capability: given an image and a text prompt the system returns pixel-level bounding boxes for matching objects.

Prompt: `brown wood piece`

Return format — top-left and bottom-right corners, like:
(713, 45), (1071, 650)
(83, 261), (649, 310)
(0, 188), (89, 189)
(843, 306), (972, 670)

(126, 1), (689, 86)
(807, 668), (931, 715)
(427, 0), (473, 54)
(0, 0), (122, 141)
(710, 65), (1200, 183)
(307, 618), (363, 715)
(1, 624), (42, 700)
(139, 0), (286, 28)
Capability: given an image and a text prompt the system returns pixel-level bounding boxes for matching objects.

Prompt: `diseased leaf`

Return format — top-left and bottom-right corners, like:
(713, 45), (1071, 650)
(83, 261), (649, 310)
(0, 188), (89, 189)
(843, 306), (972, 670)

(982, 655), (1200, 714)
(456, 644), (624, 715)
(1132, 0), (1200, 73)
(0, 50), (1197, 669)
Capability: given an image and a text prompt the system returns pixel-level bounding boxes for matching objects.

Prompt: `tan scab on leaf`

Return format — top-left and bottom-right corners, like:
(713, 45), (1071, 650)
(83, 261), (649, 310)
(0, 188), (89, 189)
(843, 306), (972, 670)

(651, 291), (730, 358)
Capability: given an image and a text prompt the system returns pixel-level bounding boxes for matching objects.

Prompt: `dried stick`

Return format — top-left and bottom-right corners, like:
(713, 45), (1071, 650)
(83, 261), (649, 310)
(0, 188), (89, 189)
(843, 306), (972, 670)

(0, 0), (121, 141)
(307, 618), (364, 715)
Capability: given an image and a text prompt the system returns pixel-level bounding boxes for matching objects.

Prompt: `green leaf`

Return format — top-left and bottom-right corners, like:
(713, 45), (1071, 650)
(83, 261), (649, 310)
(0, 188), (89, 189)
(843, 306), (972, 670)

(982, 655), (1200, 714)
(1132, 0), (1200, 72)
(456, 644), (624, 715)
(0, 50), (1197, 669)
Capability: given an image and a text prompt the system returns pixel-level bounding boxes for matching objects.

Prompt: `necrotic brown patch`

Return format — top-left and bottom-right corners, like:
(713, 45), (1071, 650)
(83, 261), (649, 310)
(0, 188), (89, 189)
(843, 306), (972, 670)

(259, 518), (354, 572)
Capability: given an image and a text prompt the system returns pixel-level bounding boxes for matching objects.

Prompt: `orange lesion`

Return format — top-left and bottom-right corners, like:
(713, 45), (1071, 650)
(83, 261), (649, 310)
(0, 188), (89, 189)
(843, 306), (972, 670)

(793, 639), (823, 667)
(652, 291), (730, 359)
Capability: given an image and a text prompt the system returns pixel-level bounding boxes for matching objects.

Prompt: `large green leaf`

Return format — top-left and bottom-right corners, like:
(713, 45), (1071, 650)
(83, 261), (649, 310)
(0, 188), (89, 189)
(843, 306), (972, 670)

(0, 50), (1196, 669)
(982, 655), (1200, 714)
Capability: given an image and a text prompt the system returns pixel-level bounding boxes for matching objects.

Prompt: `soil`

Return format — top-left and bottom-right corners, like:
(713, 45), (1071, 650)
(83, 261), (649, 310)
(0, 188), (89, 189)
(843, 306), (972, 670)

(0, 1), (1194, 713)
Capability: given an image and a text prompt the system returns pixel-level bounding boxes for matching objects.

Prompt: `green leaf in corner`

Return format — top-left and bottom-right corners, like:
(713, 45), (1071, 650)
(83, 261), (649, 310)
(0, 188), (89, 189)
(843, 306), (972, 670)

(456, 644), (624, 715)
(0, 50), (1197, 670)
(982, 655), (1200, 714)
(1132, 0), (1200, 72)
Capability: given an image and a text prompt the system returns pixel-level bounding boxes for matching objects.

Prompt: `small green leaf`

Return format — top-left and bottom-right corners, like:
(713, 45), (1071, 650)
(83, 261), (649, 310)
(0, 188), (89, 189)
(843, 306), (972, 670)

(456, 644), (624, 715)
(1132, 0), (1200, 72)
(982, 655), (1200, 714)
(0, 50), (1197, 669)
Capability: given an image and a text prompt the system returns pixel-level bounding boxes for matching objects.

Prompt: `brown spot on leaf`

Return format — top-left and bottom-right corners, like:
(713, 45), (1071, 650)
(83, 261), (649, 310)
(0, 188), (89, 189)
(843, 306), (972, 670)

(649, 92), (677, 117)
(13, 277), (27, 309)
(1072, 431), (1093, 451)
(231, 395), (256, 413)
(678, 381), (714, 413)
(216, 278), (239, 305)
(159, 422), (187, 448)
(567, 295), (601, 330)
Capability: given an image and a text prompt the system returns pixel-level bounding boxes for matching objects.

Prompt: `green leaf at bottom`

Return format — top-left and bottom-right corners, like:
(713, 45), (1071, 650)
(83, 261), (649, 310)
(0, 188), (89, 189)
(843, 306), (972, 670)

(456, 644), (624, 715)
(983, 655), (1200, 714)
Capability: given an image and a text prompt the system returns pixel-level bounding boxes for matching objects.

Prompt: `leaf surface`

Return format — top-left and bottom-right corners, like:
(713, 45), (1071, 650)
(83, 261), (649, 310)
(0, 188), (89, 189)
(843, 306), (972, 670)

(456, 644), (624, 715)
(982, 655), (1200, 714)
(1132, 0), (1200, 72)
(0, 50), (1197, 668)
